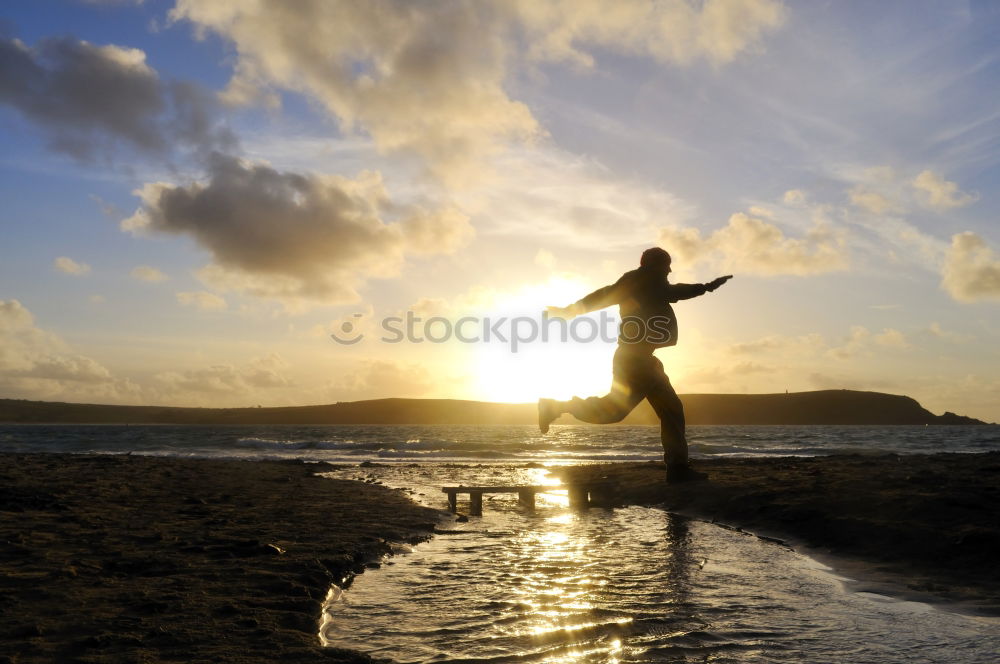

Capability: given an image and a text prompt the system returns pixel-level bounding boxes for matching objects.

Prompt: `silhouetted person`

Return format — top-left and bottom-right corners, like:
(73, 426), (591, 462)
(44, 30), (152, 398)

(538, 247), (731, 483)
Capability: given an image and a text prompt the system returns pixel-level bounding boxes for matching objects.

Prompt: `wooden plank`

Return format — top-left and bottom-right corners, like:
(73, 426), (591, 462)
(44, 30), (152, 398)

(440, 483), (616, 496)
(440, 485), (552, 494)
(441, 481), (619, 514)
(439, 481), (615, 490)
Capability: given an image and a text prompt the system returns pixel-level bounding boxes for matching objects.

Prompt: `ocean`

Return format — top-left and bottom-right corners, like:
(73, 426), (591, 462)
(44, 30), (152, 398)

(2, 423), (998, 462)
(4, 423), (1000, 662)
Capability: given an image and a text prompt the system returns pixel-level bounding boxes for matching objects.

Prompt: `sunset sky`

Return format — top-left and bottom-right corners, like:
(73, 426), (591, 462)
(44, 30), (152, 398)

(2, 1), (999, 421)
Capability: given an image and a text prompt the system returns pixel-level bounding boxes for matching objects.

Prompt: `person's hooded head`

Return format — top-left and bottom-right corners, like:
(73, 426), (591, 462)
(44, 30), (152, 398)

(640, 247), (671, 275)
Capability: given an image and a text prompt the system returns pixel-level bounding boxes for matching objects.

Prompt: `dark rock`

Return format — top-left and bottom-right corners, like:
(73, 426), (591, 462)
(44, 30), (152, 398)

(277, 611), (316, 633)
(134, 599), (170, 615)
(11, 623), (44, 638)
(212, 602), (240, 617)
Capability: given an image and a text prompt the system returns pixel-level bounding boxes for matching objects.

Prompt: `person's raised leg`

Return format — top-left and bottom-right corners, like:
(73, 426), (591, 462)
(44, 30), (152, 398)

(538, 347), (645, 433)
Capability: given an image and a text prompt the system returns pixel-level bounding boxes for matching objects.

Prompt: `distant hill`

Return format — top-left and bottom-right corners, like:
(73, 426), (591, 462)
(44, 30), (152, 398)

(0, 390), (988, 425)
(663, 391), (988, 426)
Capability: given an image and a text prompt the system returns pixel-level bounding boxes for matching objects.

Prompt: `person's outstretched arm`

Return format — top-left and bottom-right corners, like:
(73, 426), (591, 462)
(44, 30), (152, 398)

(546, 278), (624, 319)
(667, 275), (732, 301)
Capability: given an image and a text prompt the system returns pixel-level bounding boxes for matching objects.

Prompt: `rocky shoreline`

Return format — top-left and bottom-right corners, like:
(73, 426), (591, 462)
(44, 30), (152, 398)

(0, 453), (441, 664)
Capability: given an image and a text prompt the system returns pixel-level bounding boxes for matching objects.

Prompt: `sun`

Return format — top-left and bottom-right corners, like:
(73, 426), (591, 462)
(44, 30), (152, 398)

(474, 343), (616, 403)
(471, 277), (619, 403)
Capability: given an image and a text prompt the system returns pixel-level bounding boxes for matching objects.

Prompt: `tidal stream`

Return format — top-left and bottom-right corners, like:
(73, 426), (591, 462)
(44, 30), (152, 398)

(319, 463), (999, 663)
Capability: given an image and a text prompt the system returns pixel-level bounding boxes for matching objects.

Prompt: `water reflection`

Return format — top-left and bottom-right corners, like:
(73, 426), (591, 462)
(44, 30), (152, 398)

(320, 464), (1000, 663)
(321, 496), (720, 661)
(505, 512), (627, 654)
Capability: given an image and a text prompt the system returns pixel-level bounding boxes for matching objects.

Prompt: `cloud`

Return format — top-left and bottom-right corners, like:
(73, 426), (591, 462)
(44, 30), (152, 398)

(90, 194), (123, 219)
(659, 212), (848, 275)
(0, 299), (36, 331)
(843, 166), (977, 216)
(169, 0), (785, 183)
(123, 153), (472, 308)
(926, 322), (969, 343)
(941, 232), (1000, 302)
(844, 166), (903, 215)
(463, 148), (693, 249)
(154, 354), (290, 396)
(405, 285), (499, 318)
(826, 325), (911, 358)
(0, 35), (233, 161)
(782, 189), (806, 206)
(847, 186), (898, 215)
(169, 1), (538, 184)
(176, 290), (226, 311)
(727, 333), (824, 356)
(827, 325), (870, 359)
(873, 328), (909, 349)
(53, 256), (91, 275)
(130, 265), (168, 282)
(727, 326), (908, 363)
(324, 359), (434, 400)
(534, 249), (556, 270)
(732, 361), (773, 374)
(912, 170), (978, 211)
(13, 354), (113, 383)
(826, 325), (872, 360)
(513, 0), (787, 66)
(0, 299), (140, 401)
(684, 360), (774, 386)
(0, 301), (295, 404)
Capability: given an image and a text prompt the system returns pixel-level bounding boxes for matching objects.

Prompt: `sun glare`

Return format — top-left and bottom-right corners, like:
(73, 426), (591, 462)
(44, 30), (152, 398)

(472, 277), (619, 403)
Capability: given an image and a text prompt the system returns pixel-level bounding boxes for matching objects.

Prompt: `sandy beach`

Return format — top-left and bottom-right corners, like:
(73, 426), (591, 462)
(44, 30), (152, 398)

(3, 451), (999, 663)
(0, 453), (440, 664)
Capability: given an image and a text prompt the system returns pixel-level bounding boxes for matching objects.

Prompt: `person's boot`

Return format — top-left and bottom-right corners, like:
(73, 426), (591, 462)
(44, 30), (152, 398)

(537, 398), (560, 434)
(665, 465), (708, 484)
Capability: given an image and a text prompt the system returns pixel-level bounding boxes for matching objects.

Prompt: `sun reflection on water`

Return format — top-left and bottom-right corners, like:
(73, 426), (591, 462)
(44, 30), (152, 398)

(319, 463), (707, 661)
(494, 510), (640, 661)
(525, 467), (570, 508)
(318, 463), (1000, 663)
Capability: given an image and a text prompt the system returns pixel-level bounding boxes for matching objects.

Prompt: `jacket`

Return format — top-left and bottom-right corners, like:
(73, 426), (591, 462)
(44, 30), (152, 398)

(573, 265), (708, 350)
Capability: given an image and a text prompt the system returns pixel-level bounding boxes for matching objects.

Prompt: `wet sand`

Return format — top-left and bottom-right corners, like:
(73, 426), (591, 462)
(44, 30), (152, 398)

(0, 453), (440, 664)
(554, 452), (1000, 614)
